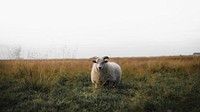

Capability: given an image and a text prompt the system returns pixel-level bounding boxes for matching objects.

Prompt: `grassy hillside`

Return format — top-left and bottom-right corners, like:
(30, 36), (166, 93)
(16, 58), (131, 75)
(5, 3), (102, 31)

(0, 56), (200, 112)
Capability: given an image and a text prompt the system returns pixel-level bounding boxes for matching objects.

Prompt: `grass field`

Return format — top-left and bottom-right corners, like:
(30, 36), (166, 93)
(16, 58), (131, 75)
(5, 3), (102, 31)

(0, 56), (200, 112)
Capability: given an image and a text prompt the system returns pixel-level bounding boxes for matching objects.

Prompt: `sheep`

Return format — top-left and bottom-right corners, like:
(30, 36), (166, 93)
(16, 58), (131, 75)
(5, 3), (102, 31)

(91, 56), (122, 88)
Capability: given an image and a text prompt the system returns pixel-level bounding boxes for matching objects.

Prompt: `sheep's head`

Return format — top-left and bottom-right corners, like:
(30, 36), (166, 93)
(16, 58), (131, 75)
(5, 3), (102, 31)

(92, 56), (109, 71)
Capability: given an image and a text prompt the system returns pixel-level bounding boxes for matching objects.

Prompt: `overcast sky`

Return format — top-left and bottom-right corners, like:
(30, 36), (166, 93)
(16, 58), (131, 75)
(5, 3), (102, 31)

(0, 0), (200, 58)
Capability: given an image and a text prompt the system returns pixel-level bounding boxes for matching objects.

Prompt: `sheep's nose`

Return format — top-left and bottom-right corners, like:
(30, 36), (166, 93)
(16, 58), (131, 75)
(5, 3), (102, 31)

(99, 67), (102, 70)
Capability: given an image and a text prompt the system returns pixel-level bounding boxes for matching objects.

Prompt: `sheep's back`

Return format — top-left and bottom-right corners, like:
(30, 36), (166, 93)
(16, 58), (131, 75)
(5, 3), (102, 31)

(106, 62), (122, 82)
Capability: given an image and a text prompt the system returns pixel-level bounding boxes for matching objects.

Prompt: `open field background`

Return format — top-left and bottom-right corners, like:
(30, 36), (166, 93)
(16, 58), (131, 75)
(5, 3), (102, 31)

(0, 56), (200, 112)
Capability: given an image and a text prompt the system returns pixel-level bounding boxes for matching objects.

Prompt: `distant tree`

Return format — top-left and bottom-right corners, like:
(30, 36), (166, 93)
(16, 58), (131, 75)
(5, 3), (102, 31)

(10, 46), (22, 59)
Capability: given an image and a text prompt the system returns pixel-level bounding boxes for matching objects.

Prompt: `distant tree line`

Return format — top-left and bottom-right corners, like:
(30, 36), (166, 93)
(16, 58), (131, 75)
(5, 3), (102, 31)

(1, 44), (77, 60)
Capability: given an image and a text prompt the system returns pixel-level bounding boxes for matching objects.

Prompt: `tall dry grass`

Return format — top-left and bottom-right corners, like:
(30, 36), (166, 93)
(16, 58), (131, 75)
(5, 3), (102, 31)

(0, 56), (200, 111)
(0, 56), (199, 89)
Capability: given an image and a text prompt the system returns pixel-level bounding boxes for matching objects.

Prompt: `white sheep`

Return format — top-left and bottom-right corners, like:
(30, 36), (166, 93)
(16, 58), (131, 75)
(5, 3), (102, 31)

(91, 56), (122, 88)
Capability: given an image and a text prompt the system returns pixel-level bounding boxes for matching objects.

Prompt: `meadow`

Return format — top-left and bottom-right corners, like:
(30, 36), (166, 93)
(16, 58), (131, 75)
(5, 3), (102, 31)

(0, 56), (200, 112)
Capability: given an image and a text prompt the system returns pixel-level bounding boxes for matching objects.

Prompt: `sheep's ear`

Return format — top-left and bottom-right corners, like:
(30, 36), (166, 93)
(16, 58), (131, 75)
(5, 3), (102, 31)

(92, 60), (97, 63)
(91, 56), (97, 63)
(90, 56), (98, 59)
(103, 56), (109, 60)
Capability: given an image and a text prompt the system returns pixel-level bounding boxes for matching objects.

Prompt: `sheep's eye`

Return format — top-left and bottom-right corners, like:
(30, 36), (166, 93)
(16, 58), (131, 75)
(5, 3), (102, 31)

(93, 60), (97, 63)
(104, 61), (108, 63)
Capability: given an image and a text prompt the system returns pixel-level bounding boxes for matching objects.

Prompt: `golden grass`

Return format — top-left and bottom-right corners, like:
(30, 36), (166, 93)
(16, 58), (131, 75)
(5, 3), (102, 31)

(0, 56), (200, 111)
(0, 56), (199, 91)
(1, 56), (199, 78)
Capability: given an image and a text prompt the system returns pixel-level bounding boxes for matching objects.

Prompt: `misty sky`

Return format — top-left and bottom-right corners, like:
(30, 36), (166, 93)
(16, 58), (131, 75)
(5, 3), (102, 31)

(0, 0), (200, 58)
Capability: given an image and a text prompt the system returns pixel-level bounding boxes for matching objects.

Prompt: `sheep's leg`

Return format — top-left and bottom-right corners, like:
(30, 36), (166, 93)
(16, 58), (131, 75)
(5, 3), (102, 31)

(108, 81), (114, 88)
(95, 83), (98, 88)
(92, 83), (97, 92)
(103, 78), (116, 88)
(102, 78), (110, 86)
(92, 83), (97, 89)
(112, 81), (117, 87)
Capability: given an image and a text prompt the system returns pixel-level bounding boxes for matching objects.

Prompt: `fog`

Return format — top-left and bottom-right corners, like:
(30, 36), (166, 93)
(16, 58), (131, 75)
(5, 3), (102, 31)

(0, 0), (200, 59)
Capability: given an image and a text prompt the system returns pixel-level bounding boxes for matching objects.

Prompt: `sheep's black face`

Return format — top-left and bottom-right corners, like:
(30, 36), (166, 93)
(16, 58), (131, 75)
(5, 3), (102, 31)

(98, 60), (108, 70)
(92, 57), (109, 71)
